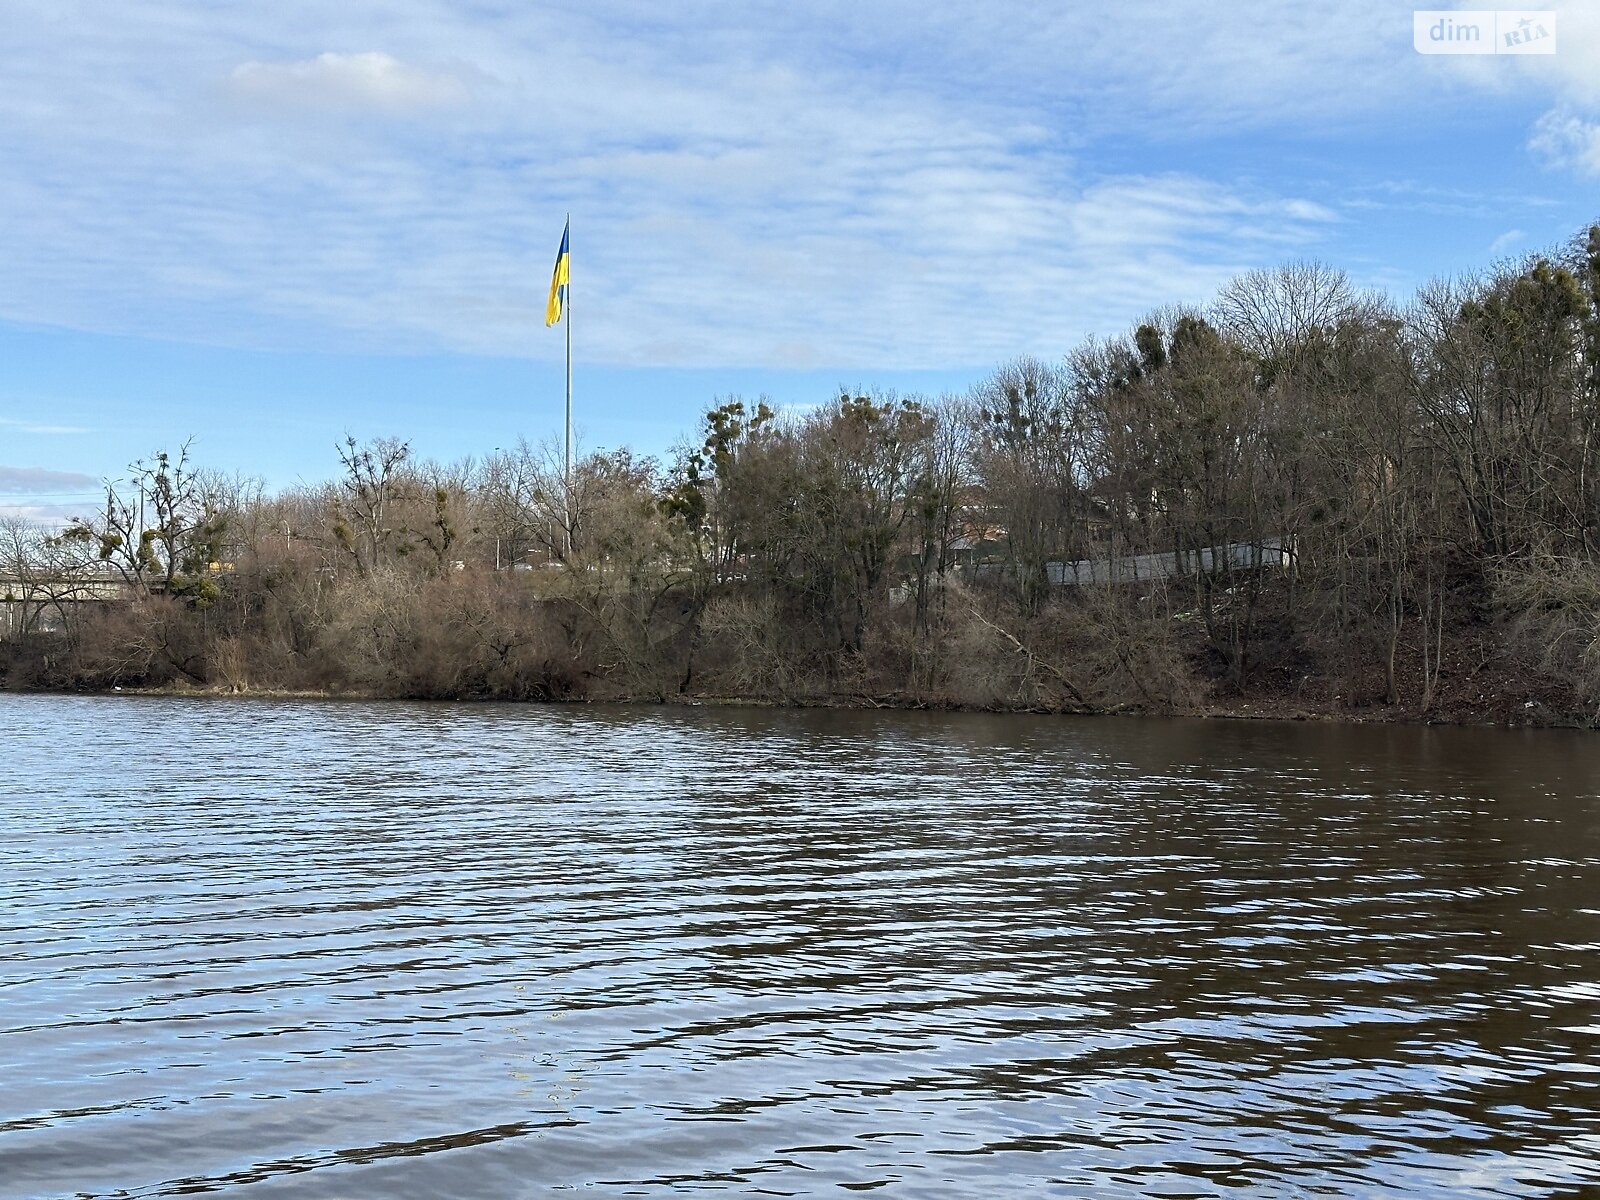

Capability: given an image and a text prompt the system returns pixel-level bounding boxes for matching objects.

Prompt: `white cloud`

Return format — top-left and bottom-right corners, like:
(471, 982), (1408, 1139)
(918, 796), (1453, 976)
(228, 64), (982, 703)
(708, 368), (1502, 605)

(1514, 6), (1600, 179)
(0, 4), (1353, 370)
(0, 416), (90, 435)
(227, 52), (470, 117)
(0, 1), (1585, 373)
(1529, 108), (1600, 176)
(1535, 4), (1600, 109)
(1489, 228), (1527, 256)
(1342, 180), (1562, 219)
(0, 502), (88, 526)
(0, 466), (99, 494)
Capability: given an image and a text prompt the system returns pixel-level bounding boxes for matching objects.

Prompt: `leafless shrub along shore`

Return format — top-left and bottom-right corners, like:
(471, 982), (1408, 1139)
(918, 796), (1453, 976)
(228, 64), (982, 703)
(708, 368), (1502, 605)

(7, 226), (1600, 724)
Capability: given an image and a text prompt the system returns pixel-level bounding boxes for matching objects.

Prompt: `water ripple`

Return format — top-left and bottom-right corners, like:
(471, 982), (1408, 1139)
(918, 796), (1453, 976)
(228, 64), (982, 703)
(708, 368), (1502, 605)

(2, 695), (1599, 1197)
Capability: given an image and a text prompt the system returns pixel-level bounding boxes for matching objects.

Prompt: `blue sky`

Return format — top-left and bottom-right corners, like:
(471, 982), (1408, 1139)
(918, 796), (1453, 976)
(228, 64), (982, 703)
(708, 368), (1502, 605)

(3, 1), (1599, 521)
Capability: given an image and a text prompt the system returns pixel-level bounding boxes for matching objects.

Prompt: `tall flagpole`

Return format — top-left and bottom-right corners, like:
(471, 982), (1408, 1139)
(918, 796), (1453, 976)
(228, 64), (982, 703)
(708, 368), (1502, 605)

(563, 213), (573, 556)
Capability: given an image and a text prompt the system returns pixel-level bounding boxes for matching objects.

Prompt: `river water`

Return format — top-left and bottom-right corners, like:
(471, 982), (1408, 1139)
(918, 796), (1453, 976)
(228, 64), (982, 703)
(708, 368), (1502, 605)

(2, 695), (1599, 1198)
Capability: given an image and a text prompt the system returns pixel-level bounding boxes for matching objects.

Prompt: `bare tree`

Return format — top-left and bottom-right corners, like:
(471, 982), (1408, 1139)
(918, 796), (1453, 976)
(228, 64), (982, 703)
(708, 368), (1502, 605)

(60, 441), (230, 602)
(0, 515), (97, 638)
(332, 436), (412, 575)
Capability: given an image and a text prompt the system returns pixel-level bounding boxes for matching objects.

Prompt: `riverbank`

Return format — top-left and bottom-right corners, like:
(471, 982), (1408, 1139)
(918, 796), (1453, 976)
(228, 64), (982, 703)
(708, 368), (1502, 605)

(3, 564), (1593, 730)
(13, 664), (1588, 729)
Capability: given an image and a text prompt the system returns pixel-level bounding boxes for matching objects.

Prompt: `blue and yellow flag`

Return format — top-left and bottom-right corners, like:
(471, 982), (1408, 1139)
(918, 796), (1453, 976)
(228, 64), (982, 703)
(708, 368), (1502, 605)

(545, 220), (569, 327)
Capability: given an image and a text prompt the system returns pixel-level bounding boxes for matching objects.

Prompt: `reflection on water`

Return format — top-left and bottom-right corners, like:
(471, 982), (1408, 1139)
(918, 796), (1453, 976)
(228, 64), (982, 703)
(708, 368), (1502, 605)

(2, 695), (1599, 1198)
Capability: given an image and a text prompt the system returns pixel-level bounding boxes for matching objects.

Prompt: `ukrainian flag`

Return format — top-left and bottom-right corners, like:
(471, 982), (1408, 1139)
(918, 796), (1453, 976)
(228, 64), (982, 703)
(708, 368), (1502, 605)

(545, 220), (570, 327)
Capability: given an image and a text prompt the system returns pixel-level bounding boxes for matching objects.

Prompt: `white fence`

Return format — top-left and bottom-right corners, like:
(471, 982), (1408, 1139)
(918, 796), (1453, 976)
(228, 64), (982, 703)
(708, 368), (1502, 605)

(1044, 537), (1295, 586)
